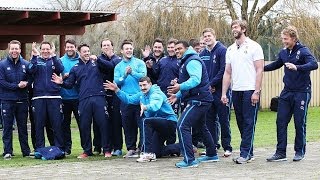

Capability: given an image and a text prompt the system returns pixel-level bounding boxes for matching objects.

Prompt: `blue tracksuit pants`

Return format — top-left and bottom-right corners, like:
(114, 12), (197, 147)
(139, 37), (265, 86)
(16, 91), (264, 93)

(32, 98), (64, 150)
(142, 117), (179, 157)
(206, 89), (232, 151)
(1, 100), (30, 156)
(232, 91), (259, 158)
(276, 90), (311, 156)
(120, 103), (141, 151)
(78, 96), (110, 155)
(178, 100), (216, 164)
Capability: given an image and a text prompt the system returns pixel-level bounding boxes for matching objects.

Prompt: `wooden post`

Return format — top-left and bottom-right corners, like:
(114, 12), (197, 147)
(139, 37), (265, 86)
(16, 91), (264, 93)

(59, 35), (66, 57)
(21, 42), (26, 59)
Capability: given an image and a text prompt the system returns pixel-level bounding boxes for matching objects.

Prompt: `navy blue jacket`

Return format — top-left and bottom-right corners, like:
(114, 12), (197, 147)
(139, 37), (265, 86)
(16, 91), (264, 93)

(0, 56), (30, 101)
(154, 55), (180, 93)
(28, 55), (64, 97)
(62, 59), (106, 101)
(144, 53), (165, 84)
(199, 42), (227, 91)
(264, 42), (318, 92)
(178, 50), (213, 103)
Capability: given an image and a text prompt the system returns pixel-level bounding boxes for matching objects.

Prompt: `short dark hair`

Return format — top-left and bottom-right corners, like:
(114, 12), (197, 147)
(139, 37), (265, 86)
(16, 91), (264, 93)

(121, 39), (133, 49)
(176, 40), (189, 48)
(153, 38), (164, 46)
(65, 39), (77, 47)
(40, 41), (52, 49)
(100, 38), (114, 48)
(77, 43), (90, 52)
(8, 40), (21, 49)
(139, 76), (152, 83)
(167, 38), (178, 45)
(189, 38), (200, 48)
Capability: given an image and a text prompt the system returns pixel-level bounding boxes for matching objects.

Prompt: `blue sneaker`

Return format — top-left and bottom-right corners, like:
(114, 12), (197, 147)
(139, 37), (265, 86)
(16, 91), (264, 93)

(197, 155), (219, 162)
(112, 149), (123, 157)
(175, 160), (199, 168)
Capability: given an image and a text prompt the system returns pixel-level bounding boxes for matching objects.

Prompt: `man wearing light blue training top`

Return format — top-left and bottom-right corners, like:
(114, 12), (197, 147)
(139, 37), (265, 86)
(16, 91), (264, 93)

(114, 40), (147, 158)
(104, 76), (180, 162)
(168, 40), (218, 168)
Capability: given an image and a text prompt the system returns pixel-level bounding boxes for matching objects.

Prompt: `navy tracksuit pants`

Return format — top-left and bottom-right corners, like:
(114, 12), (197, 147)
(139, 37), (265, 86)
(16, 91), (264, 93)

(62, 99), (80, 154)
(32, 98), (64, 150)
(232, 91), (259, 158)
(78, 96), (110, 155)
(206, 90), (232, 151)
(142, 117), (179, 157)
(1, 100), (30, 156)
(276, 90), (311, 156)
(120, 103), (141, 151)
(93, 95), (123, 152)
(178, 100), (216, 164)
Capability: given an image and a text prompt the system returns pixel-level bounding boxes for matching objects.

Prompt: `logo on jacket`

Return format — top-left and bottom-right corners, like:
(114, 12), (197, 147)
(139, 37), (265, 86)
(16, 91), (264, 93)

(212, 55), (216, 63)
(296, 50), (300, 59)
(6, 67), (11, 70)
(52, 66), (55, 69)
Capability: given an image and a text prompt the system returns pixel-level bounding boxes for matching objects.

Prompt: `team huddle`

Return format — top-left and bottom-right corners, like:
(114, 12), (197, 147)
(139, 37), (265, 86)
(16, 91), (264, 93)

(0, 20), (318, 168)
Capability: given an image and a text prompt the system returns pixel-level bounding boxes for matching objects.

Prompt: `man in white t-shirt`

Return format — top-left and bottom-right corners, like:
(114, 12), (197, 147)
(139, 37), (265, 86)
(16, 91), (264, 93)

(221, 20), (264, 164)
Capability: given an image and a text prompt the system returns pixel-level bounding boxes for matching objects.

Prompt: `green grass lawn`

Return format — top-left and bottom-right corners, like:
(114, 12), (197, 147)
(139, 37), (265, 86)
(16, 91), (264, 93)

(0, 107), (319, 167)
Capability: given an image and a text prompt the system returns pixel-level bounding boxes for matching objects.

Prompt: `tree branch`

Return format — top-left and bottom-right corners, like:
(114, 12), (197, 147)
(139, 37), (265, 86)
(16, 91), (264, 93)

(225, 0), (238, 20)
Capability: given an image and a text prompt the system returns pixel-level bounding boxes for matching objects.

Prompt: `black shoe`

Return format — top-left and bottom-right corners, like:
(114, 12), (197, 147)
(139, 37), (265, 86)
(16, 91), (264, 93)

(293, 154), (304, 161)
(266, 153), (287, 162)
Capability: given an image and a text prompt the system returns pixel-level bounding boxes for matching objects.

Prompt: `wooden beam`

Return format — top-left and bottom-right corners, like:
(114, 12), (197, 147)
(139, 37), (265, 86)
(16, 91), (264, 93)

(58, 13), (90, 25)
(1, 11), (29, 24)
(0, 35), (43, 43)
(30, 12), (61, 24)
(0, 43), (9, 50)
(79, 13), (117, 26)
(0, 25), (85, 35)
(59, 35), (66, 56)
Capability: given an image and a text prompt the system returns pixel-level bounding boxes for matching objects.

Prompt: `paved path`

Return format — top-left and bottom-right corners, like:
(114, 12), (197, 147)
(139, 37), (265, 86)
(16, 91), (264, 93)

(1, 142), (320, 179)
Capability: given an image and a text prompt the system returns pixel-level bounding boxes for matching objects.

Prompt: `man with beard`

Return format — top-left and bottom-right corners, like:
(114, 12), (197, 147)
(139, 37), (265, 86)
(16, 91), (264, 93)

(92, 38), (123, 157)
(265, 26), (318, 162)
(200, 28), (233, 157)
(51, 44), (112, 159)
(221, 20), (264, 164)
(142, 38), (165, 84)
(0, 40), (31, 159)
(114, 40), (147, 158)
(168, 40), (218, 168)
(60, 39), (80, 155)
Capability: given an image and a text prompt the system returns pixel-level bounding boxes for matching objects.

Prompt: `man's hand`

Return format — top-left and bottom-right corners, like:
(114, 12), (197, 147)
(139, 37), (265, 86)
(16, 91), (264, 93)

(18, 81), (28, 88)
(31, 42), (39, 56)
(167, 83), (180, 94)
(125, 66), (132, 76)
(167, 94), (178, 105)
(221, 94), (229, 105)
(210, 86), (216, 93)
(284, 63), (297, 71)
(62, 73), (69, 80)
(170, 78), (178, 85)
(140, 103), (147, 116)
(146, 60), (154, 68)
(51, 73), (63, 84)
(103, 80), (119, 92)
(251, 91), (260, 106)
(90, 55), (98, 61)
(141, 45), (151, 58)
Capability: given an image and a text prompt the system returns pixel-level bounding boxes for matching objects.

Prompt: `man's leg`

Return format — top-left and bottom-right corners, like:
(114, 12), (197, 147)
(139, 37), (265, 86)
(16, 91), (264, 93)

(121, 103), (139, 151)
(109, 96), (123, 153)
(78, 98), (93, 156)
(32, 99), (46, 149)
(47, 99), (64, 151)
(15, 102), (31, 156)
(1, 102), (14, 156)
(62, 99), (73, 154)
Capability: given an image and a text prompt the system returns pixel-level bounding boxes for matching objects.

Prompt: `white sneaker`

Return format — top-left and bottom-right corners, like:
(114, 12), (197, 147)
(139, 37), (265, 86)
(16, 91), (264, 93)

(3, 153), (12, 160)
(136, 152), (156, 162)
(223, 150), (232, 157)
(123, 150), (139, 158)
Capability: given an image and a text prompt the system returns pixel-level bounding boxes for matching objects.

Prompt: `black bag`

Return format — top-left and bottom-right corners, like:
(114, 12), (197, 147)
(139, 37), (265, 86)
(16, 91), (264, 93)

(270, 96), (279, 112)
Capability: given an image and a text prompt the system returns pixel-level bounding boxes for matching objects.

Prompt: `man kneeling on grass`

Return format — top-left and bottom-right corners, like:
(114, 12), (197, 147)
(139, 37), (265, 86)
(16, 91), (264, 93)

(104, 76), (180, 162)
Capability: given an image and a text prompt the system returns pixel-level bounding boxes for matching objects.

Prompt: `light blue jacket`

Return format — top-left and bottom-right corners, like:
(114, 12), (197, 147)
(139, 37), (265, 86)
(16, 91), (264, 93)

(116, 85), (177, 122)
(60, 53), (80, 99)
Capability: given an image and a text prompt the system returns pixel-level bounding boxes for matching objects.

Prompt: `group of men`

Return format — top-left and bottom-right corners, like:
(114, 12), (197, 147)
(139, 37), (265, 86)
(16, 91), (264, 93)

(0, 19), (318, 168)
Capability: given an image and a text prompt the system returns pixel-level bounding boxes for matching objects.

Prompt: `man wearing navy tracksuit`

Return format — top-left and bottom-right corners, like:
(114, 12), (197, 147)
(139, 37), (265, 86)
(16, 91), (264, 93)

(114, 40), (147, 158)
(60, 39), (80, 155)
(28, 42), (65, 152)
(265, 26), (318, 162)
(0, 40), (31, 159)
(200, 28), (232, 156)
(92, 39), (123, 156)
(104, 77), (180, 162)
(168, 41), (217, 168)
(52, 44), (111, 158)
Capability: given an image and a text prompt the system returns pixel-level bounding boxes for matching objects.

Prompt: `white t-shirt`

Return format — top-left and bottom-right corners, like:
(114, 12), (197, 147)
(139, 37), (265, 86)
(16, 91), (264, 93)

(226, 37), (264, 91)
